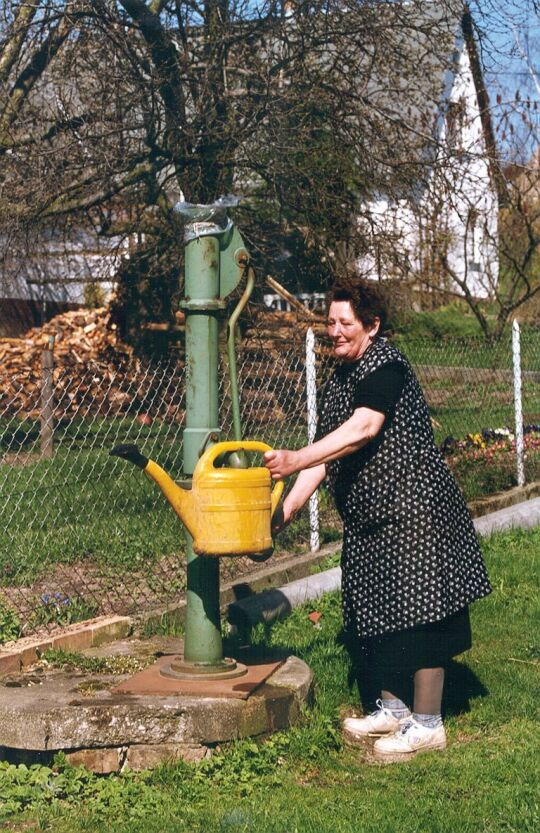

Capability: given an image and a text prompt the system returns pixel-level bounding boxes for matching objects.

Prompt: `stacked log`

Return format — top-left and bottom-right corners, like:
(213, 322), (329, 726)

(242, 309), (327, 352)
(236, 307), (330, 424)
(0, 305), (326, 424)
(0, 308), (184, 421)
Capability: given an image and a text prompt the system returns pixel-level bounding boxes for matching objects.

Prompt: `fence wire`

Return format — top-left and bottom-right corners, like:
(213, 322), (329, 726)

(1, 328), (540, 637)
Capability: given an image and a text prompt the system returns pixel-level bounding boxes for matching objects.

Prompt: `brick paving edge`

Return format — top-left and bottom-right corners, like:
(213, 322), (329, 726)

(0, 615), (131, 675)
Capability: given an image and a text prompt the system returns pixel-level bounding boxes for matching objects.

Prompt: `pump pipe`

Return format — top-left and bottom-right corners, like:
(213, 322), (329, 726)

(226, 265), (274, 560)
(227, 266), (255, 442)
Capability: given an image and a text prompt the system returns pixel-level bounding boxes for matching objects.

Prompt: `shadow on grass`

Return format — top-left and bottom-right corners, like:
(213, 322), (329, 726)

(225, 594), (490, 726)
(443, 659), (489, 716)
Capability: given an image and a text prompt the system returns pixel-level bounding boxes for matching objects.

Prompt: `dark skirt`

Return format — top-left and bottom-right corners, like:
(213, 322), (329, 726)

(357, 607), (472, 672)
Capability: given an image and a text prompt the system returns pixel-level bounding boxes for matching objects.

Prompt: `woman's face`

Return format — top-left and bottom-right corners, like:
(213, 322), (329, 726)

(327, 300), (380, 362)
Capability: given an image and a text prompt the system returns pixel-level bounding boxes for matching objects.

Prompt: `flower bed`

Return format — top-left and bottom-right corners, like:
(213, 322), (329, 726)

(441, 426), (540, 501)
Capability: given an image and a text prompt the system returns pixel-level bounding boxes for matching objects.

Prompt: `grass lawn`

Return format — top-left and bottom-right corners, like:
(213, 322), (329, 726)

(1, 526), (539, 832)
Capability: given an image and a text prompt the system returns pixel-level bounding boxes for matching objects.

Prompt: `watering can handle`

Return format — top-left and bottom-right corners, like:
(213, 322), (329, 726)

(270, 478), (285, 517)
(196, 440), (285, 517)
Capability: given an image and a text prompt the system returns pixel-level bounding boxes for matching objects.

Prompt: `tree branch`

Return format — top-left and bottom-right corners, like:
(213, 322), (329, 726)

(437, 252), (491, 339)
(462, 6), (508, 208)
(0, 114), (96, 155)
(36, 159), (155, 219)
(0, 0), (40, 84)
(0, 8), (74, 146)
(117, 0), (187, 131)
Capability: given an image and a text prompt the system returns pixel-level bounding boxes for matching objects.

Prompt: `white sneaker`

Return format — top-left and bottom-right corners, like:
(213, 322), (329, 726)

(342, 699), (410, 743)
(373, 718), (447, 762)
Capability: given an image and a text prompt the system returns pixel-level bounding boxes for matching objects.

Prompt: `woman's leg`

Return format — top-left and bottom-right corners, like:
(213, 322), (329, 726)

(380, 689), (411, 720)
(372, 667), (447, 760)
(413, 667), (445, 727)
(379, 665), (446, 722)
(380, 667), (413, 717)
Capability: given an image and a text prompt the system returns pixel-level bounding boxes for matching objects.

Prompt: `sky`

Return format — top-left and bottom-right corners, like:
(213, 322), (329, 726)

(472, 0), (540, 160)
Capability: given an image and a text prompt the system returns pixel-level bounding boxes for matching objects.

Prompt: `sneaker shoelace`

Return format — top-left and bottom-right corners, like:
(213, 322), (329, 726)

(370, 698), (389, 718)
(398, 719), (415, 735)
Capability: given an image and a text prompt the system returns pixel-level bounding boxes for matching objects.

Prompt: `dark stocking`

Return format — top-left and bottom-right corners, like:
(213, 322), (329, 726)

(413, 667), (445, 716)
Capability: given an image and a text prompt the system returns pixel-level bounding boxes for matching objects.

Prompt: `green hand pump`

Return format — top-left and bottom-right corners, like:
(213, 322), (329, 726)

(177, 198), (250, 675)
(111, 198), (261, 679)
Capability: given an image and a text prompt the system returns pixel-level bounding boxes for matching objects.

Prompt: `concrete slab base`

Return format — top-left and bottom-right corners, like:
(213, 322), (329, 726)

(0, 649), (313, 772)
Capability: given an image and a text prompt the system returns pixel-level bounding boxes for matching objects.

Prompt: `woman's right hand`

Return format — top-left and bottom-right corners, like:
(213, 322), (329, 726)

(263, 449), (300, 479)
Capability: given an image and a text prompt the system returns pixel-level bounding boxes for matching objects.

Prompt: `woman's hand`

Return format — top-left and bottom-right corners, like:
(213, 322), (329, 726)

(271, 497), (296, 536)
(263, 449), (299, 479)
(269, 464), (327, 538)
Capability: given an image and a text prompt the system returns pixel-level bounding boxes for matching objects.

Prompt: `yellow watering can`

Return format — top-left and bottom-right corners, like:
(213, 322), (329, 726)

(110, 441), (284, 558)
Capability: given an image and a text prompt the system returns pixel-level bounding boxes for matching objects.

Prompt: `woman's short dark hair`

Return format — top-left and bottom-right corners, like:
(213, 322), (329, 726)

(327, 279), (389, 333)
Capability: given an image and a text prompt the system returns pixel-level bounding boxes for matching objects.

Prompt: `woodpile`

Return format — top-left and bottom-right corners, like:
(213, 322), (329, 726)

(0, 306), (119, 367)
(234, 307), (331, 425)
(243, 309), (327, 353)
(0, 304), (327, 424)
(0, 308), (176, 421)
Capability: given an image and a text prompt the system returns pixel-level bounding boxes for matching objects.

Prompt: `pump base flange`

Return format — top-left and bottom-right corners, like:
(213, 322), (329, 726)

(159, 656), (248, 681)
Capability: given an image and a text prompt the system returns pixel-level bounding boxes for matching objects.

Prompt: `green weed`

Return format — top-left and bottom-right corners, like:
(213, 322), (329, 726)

(140, 610), (185, 639)
(28, 594), (100, 630)
(0, 600), (21, 644)
(41, 649), (152, 676)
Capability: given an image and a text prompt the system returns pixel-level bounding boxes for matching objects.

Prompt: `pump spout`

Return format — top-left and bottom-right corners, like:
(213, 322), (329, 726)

(109, 444), (198, 539)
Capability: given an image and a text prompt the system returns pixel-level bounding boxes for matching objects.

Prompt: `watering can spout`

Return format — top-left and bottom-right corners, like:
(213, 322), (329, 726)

(109, 444), (198, 538)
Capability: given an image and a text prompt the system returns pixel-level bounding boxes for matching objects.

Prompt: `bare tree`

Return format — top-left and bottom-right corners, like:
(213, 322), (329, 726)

(0, 0), (501, 342)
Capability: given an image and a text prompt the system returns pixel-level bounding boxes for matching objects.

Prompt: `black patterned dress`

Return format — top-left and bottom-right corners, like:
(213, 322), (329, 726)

(317, 337), (491, 668)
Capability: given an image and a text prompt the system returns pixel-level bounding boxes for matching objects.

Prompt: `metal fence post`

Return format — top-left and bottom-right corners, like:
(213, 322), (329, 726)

(512, 320), (525, 487)
(306, 328), (320, 552)
(40, 335), (55, 458)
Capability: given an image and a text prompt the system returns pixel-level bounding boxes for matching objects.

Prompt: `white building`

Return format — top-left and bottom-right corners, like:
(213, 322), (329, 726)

(0, 229), (124, 336)
(358, 6), (500, 299)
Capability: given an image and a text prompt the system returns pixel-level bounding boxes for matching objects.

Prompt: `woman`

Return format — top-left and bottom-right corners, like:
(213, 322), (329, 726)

(264, 280), (491, 763)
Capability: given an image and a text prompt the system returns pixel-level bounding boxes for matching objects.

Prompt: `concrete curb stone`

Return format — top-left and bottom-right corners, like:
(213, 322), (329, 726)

(0, 654), (314, 771)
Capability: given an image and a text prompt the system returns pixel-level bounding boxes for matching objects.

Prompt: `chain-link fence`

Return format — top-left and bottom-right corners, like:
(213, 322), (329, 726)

(1, 325), (540, 637)
(402, 326), (540, 494)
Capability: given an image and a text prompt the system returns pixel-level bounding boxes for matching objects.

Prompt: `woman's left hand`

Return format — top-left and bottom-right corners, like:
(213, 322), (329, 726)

(263, 449), (299, 479)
